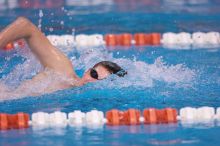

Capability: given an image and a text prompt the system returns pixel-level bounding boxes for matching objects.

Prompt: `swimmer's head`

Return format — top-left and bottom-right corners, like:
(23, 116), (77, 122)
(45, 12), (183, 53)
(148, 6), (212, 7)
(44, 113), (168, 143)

(81, 61), (127, 83)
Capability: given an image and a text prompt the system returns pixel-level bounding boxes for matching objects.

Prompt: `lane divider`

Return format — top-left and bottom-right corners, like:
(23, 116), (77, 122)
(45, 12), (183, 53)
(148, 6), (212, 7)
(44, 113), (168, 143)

(1, 106), (220, 130)
(143, 108), (177, 124)
(68, 110), (85, 125)
(75, 34), (104, 47)
(0, 112), (29, 130)
(106, 109), (141, 125)
(46, 32), (219, 47)
(32, 112), (49, 127)
(2, 39), (26, 51)
(161, 32), (220, 46)
(180, 107), (216, 123)
(3, 43), (14, 51)
(2, 32), (220, 50)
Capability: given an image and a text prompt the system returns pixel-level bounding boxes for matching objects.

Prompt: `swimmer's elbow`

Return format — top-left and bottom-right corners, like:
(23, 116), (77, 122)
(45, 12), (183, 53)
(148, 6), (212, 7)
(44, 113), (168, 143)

(16, 17), (30, 24)
(15, 17), (36, 38)
(16, 17), (33, 29)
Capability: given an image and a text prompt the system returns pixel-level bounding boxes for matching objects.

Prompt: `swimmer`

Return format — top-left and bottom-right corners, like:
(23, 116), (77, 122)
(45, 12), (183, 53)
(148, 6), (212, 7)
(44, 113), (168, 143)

(0, 17), (127, 96)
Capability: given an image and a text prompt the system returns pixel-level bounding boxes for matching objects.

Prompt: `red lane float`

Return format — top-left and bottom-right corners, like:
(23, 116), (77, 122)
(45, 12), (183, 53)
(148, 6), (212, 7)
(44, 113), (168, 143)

(16, 39), (26, 48)
(143, 108), (177, 124)
(105, 34), (118, 46)
(134, 33), (146, 46)
(123, 109), (140, 125)
(117, 33), (132, 46)
(3, 43), (14, 51)
(151, 33), (161, 45)
(0, 112), (29, 130)
(145, 34), (152, 45)
(106, 109), (124, 125)
(143, 108), (158, 124)
(0, 113), (10, 130)
(9, 112), (30, 129)
(158, 108), (177, 123)
(105, 33), (132, 46)
(105, 33), (161, 46)
(106, 109), (140, 125)
(134, 33), (161, 46)
(2, 40), (25, 51)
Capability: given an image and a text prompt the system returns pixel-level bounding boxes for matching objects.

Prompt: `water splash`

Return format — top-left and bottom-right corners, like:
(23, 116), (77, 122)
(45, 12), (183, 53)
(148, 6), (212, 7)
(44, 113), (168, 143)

(71, 45), (195, 89)
(0, 44), (196, 101)
(92, 57), (195, 89)
(38, 10), (44, 30)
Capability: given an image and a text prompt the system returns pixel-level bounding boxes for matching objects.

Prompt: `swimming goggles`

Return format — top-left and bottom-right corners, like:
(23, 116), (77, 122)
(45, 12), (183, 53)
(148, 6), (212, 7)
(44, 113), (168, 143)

(90, 68), (100, 80)
(90, 68), (127, 80)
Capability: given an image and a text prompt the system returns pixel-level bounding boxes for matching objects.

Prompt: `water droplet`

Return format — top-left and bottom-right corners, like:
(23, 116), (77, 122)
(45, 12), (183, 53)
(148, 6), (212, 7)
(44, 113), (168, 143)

(60, 21), (64, 25)
(39, 10), (43, 17)
(49, 27), (54, 32)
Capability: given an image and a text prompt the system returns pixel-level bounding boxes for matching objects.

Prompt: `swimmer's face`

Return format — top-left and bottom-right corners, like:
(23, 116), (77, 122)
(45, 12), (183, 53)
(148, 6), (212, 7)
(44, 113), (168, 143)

(82, 65), (111, 83)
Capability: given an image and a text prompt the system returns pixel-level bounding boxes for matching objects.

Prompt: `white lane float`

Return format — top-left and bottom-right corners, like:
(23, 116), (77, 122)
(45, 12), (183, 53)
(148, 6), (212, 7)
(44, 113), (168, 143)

(58, 35), (75, 46)
(68, 110), (86, 126)
(161, 32), (178, 44)
(179, 106), (216, 124)
(85, 110), (105, 125)
(47, 35), (75, 46)
(49, 111), (67, 127)
(31, 112), (50, 127)
(88, 34), (105, 46)
(206, 32), (220, 45)
(75, 34), (104, 47)
(47, 35), (60, 46)
(196, 106), (215, 122)
(176, 32), (192, 44)
(179, 107), (197, 123)
(192, 32), (207, 45)
(162, 32), (192, 45)
(162, 32), (220, 48)
(216, 107), (220, 121)
(75, 34), (89, 47)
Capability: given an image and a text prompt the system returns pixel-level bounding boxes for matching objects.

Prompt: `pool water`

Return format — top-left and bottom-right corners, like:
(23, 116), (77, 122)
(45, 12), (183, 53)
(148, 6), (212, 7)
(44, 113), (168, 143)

(0, 0), (220, 146)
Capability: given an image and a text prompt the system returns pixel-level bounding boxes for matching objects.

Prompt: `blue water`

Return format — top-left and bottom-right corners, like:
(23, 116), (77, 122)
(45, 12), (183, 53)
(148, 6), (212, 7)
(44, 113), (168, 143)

(0, 0), (220, 146)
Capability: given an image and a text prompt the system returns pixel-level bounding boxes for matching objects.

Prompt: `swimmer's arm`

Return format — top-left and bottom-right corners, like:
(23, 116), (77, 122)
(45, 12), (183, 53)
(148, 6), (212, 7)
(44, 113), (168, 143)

(15, 71), (72, 95)
(0, 73), (47, 98)
(0, 17), (78, 78)
(14, 72), (63, 96)
(14, 72), (48, 94)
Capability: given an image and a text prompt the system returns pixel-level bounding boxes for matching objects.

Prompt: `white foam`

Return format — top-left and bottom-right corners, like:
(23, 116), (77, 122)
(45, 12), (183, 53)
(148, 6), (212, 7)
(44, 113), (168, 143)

(93, 56), (195, 89)
(0, 38), (196, 100)
(147, 57), (195, 83)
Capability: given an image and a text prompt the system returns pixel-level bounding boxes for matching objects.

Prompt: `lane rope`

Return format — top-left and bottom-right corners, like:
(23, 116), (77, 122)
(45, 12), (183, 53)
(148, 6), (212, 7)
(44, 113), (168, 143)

(1, 106), (220, 130)
(2, 32), (220, 50)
